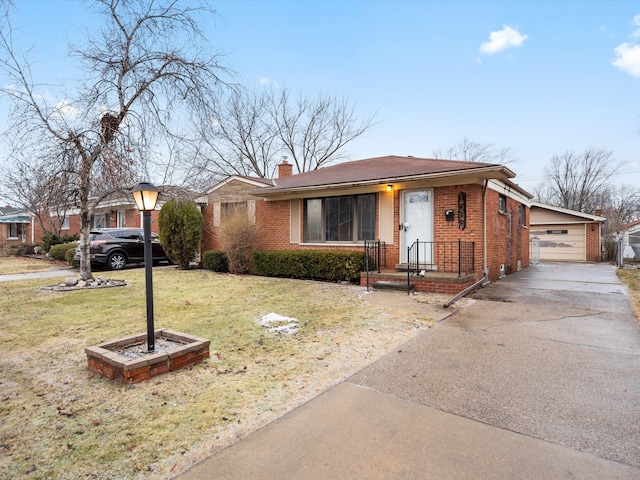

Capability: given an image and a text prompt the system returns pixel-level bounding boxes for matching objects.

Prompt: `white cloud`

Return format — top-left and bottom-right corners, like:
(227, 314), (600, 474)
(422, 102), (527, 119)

(51, 99), (80, 123)
(633, 14), (640, 37)
(612, 43), (640, 78)
(612, 14), (640, 78)
(479, 25), (528, 56)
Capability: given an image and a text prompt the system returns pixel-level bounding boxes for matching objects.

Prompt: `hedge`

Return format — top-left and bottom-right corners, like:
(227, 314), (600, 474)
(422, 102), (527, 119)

(252, 250), (365, 283)
(49, 242), (78, 262)
(202, 250), (229, 273)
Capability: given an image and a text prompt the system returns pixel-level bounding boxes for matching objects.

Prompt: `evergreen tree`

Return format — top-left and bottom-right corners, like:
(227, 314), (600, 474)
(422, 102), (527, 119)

(158, 199), (203, 270)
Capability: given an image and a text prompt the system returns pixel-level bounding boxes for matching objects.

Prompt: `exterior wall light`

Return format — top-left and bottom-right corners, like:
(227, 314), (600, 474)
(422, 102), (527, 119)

(386, 184), (394, 192)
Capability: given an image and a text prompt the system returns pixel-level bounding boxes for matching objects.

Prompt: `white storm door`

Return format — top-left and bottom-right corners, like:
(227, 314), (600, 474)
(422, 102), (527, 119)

(401, 189), (434, 263)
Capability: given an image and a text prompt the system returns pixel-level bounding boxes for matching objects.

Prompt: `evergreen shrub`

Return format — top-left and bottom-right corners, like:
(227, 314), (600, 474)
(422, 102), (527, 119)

(202, 250), (229, 273)
(42, 231), (79, 253)
(49, 242), (78, 261)
(253, 250), (365, 283)
(158, 199), (204, 270)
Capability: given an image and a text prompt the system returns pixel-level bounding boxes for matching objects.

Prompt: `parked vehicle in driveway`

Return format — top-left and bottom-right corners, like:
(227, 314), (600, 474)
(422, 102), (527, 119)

(73, 228), (170, 270)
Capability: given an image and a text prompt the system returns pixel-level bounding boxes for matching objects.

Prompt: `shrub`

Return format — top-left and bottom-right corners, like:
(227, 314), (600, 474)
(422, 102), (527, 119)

(217, 205), (260, 274)
(202, 250), (229, 272)
(4, 243), (37, 256)
(49, 242), (78, 262)
(158, 199), (204, 269)
(253, 250), (365, 283)
(65, 248), (79, 266)
(42, 231), (79, 253)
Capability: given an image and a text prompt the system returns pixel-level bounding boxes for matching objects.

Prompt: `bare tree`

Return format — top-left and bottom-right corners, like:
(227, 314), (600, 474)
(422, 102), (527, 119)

(196, 87), (279, 179)
(598, 184), (640, 235)
(0, 0), (228, 280)
(534, 148), (621, 214)
(0, 156), (74, 235)
(270, 87), (375, 174)
(195, 85), (375, 179)
(432, 137), (517, 164)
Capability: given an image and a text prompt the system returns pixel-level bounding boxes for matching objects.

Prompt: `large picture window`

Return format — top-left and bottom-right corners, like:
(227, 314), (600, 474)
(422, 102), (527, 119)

(304, 194), (376, 243)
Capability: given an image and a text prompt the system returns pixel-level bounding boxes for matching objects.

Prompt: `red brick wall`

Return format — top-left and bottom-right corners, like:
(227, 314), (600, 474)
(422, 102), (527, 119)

(485, 189), (530, 281)
(432, 184), (484, 274)
(198, 182), (530, 282)
(586, 222), (601, 261)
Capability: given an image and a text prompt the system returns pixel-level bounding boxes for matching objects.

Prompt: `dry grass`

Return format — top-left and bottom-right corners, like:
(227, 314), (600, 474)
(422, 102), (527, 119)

(0, 263), (446, 479)
(0, 256), (67, 275)
(618, 268), (640, 321)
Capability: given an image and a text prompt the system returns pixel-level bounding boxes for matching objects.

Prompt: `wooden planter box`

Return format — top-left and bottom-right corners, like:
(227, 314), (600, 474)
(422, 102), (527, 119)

(86, 329), (210, 383)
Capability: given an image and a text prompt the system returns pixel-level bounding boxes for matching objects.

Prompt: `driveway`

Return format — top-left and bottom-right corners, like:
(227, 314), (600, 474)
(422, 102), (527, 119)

(177, 262), (640, 479)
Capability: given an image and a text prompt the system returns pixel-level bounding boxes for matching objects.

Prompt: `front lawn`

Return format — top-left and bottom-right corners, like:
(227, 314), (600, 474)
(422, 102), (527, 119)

(0, 255), (67, 275)
(0, 265), (437, 479)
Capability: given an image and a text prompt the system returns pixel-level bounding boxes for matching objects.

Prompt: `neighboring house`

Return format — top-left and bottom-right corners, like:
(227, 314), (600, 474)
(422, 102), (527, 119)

(0, 206), (33, 246)
(31, 186), (199, 243)
(616, 219), (640, 260)
(199, 156), (533, 293)
(530, 202), (605, 262)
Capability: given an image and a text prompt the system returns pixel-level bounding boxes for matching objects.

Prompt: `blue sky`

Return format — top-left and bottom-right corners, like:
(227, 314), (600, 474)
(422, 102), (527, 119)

(6, 0), (640, 193)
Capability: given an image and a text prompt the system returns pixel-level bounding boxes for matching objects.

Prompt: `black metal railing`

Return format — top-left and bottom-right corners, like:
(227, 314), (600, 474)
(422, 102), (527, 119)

(407, 239), (475, 292)
(364, 239), (386, 291)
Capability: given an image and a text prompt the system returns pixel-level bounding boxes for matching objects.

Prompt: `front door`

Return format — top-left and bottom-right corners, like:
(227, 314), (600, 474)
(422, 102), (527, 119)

(401, 189), (434, 263)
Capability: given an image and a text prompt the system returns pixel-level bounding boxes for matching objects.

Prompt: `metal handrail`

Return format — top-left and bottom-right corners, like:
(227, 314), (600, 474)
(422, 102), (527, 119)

(407, 239), (475, 293)
(364, 239), (386, 291)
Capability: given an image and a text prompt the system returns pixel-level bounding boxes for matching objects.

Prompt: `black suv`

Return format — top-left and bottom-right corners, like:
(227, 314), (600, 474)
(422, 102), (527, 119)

(74, 228), (169, 270)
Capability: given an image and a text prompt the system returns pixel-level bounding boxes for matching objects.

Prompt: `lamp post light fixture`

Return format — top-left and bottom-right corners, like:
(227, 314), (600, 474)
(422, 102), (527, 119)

(131, 182), (160, 352)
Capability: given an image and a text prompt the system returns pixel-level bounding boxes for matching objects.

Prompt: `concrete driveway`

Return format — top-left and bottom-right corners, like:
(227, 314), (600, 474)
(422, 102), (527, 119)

(177, 262), (640, 479)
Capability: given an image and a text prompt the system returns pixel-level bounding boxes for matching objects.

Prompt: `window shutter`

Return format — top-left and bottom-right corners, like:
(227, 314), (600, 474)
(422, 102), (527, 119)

(248, 200), (256, 225)
(213, 203), (221, 227)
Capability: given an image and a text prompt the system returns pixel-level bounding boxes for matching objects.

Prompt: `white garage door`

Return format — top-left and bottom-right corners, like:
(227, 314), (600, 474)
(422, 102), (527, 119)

(531, 224), (585, 261)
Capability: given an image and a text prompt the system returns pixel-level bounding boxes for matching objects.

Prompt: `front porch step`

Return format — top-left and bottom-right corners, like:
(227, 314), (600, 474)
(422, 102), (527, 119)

(372, 281), (414, 292)
(395, 263), (438, 272)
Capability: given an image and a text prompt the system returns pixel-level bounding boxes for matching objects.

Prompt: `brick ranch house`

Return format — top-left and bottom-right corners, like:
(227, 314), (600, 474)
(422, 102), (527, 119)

(199, 156), (533, 294)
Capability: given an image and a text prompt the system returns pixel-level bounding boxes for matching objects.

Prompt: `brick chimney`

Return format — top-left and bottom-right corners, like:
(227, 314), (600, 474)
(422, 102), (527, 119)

(278, 157), (293, 178)
(595, 208), (602, 217)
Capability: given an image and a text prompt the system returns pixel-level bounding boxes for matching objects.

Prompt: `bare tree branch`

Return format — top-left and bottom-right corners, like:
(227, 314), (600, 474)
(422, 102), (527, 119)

(0, 0), (230, 280)
(432, 137), (517, 164)
(535, 148), (621, 214)
(194, 85), (376, 179)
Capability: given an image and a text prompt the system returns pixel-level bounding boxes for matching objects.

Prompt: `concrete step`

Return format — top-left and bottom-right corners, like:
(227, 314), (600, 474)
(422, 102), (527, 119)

(372, 280), (414, 292)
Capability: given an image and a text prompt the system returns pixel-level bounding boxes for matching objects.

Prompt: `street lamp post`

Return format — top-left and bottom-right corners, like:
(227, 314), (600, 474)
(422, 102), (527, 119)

(131, 182), (160, 352)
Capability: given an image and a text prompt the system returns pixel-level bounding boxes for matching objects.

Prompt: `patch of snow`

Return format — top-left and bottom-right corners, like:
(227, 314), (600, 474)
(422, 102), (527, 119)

(256, 313), (299, 335)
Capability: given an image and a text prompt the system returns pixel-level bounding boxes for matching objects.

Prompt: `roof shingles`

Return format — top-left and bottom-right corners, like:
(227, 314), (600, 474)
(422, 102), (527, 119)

(263, 155), (510, 192)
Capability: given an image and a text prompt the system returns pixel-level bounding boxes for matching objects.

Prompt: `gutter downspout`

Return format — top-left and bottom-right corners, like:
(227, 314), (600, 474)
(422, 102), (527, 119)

(482, 179), (488, 281)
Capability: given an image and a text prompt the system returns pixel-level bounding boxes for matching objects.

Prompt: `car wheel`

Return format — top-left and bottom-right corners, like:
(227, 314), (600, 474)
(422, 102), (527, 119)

(107, 252), (127, 270)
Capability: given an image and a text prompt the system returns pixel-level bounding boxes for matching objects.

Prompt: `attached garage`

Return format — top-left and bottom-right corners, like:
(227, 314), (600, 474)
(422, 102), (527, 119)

(530, 202), (605, 262)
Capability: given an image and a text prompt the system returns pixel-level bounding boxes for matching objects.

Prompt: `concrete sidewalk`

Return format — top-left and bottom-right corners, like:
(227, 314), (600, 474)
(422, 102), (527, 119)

(177, 263), (640, 479)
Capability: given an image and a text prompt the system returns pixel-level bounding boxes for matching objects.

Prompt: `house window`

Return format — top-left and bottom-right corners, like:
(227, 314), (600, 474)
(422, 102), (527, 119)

(221, 202), (248, 221)
(498, 194), (507, 214)
(214, 201), (255, 226)
(304, 193), (376, 243)
(61, 216), (70, 230)
(116, 210), (126, 227)
(518, 204), (526, 227)
(91, 213), (108, 229)
(8, 223), (21, 239)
